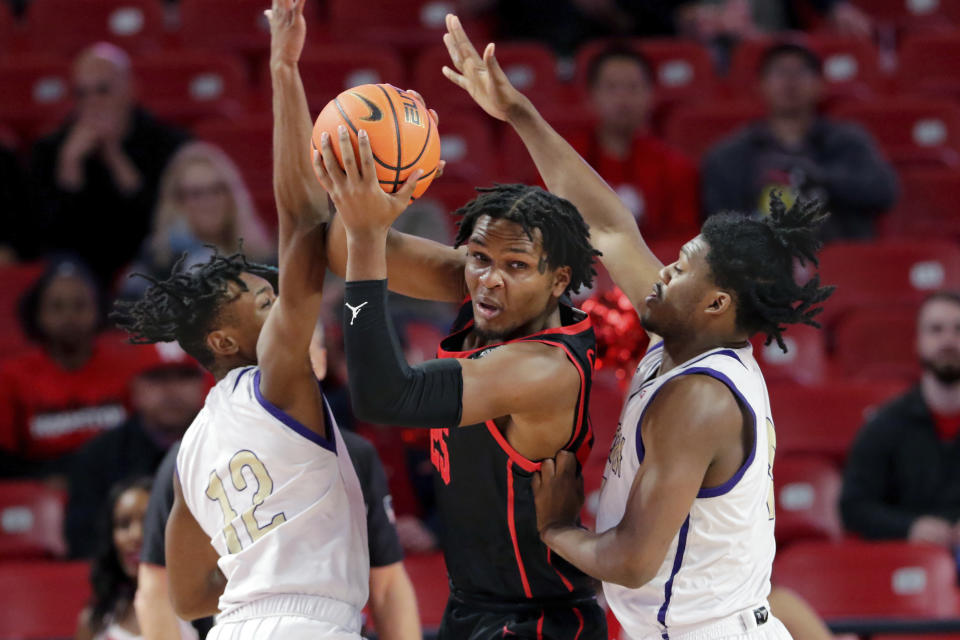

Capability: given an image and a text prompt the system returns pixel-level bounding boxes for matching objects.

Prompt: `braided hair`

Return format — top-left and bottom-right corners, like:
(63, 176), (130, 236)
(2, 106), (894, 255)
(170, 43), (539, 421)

(701, 193), (835, 353)
(111, 249), (277, 368)
(453, 184), (600, 295)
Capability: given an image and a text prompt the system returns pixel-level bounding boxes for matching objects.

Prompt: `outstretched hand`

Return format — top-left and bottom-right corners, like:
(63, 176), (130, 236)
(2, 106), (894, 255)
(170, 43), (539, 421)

(441, 14), (530, 122)
(266, 0), (306, 67)
(312, 125), (420, 236)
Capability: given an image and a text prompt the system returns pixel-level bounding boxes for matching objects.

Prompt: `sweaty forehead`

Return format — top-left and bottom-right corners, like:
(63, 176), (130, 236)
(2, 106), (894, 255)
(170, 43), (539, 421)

(469, 215), (542, 251)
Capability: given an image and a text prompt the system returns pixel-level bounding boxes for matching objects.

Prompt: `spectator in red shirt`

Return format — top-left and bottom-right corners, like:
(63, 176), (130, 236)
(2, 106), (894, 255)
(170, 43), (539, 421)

(0, 258), (146, 478)
(568, 44), (700, 241)
(841, 292), (960, 544)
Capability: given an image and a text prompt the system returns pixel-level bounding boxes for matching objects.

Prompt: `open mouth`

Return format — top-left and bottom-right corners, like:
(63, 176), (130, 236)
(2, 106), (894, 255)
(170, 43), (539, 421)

(646, 283), (663, 302)
(475, 299), (501, 320)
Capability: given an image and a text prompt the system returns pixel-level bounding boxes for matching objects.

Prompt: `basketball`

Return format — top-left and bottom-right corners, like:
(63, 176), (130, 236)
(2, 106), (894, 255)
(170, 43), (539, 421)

(312, 84), (442, 200)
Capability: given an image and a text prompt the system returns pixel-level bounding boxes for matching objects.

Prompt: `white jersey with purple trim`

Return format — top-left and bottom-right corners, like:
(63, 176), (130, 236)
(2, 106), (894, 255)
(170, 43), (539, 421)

(596, 342), (777, 640)
(177, 365), (369, 623)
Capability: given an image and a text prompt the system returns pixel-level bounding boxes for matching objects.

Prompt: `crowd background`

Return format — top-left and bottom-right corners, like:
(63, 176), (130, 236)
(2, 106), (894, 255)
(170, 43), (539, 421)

(0, 0), (959, 638)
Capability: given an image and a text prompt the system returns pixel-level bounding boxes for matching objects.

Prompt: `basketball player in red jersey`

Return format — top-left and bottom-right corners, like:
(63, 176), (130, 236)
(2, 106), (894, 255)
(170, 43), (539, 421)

(309, 118), (607, 637)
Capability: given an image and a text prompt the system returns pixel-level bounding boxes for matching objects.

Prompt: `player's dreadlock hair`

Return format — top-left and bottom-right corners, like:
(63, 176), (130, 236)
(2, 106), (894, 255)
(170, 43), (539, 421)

(701, 193), (835, 353)
(111, 249), (277, 369)
(453, 184), (600, 295)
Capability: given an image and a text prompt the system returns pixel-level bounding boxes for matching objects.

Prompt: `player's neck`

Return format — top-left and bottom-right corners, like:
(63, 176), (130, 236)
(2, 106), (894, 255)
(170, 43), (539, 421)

(659, 334), (749, 373)
(470, 304), (562, 348)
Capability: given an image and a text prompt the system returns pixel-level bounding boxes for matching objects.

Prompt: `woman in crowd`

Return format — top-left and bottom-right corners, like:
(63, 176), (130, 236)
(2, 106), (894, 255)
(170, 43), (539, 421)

(119, 142), (273, 298)
(75, 476), (152, 640)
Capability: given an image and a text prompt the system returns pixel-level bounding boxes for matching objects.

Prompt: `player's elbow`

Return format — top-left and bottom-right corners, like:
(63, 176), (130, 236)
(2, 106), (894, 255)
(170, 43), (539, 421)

(612, 547), (660, 589)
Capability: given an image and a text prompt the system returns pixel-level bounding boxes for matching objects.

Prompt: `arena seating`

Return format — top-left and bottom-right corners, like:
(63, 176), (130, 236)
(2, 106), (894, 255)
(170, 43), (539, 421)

(400, 551), (449, 629)
(896, 33), (960, 102)
(774, 541), (960, 618)
(0, 560), (90, 639)
(832, 305), (919, 382)
(291, 45), (407, 114)
(750, 323), (829, 386)
(850, 0), (960, 31)
(23, 0), (165, 56)
(773, 455), (843, 547)
(435, 112), (497, 185)
(0, 481), (67, 560)
(0, 54), (72, 139)
(829, 99), (960, 170)
(194, 114), (273, 203)
(769, 380), (909, 462)
(816, 241), (960, 326)
(663, 101), (766, 159)
(879, 168), (960, 239)
(132, 50), (248, 127)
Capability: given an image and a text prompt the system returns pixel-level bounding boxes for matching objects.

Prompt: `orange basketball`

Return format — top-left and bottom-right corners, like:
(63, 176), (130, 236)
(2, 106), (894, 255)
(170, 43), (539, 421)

(312, 84), (441, 200)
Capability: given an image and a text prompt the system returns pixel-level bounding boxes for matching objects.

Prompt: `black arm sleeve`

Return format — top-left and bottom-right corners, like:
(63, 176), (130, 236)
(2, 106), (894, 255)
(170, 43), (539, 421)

(343, 279), (463, 428)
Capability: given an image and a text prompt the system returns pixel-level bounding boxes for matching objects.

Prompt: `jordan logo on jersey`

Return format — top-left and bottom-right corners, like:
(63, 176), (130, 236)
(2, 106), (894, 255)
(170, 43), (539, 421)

(345, 301), (368, 326)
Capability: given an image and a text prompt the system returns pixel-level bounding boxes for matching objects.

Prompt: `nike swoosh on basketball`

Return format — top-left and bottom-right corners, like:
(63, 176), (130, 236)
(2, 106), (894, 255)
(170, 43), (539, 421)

(349, 92), (383, 122)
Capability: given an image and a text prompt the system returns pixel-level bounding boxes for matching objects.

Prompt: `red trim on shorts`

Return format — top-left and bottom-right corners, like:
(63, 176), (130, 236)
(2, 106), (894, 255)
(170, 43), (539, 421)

(573, 606), (584, 640)
(546, 547), (574, 592)
(536, 611), (544, 640)
(507, 460), (533, 598)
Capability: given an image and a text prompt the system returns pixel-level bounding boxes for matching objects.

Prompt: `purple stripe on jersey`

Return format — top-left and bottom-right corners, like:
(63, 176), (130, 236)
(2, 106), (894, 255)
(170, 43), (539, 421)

(232, 366), (255, 392)
(682, 348), (745, 370)
(657, 514), (691, 634)
(676, 368), (758, 498)
(648, 341), (664, 353)
(252, 370), (337, 454)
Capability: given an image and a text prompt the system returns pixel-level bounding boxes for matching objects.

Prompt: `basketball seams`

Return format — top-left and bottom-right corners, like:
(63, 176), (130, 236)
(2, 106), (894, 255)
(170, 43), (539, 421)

(376, 84), (403, 194)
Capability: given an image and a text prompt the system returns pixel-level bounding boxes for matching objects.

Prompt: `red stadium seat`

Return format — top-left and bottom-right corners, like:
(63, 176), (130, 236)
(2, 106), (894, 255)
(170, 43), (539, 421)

(436, 112), (498, 185)
(588, 372), (626, 454)
(815, 241), (960, 325)
(897, 33), (960, 101)
(132, 51), (247, 127)
(0, 560), (90, 639)
(850, 0), (960, 31)
(663, 101), (765, 159)
(829, 99), (960, 169)
(773, 455), (842, 547)
(879, 168), (960, 239)
(24, 0), (164, 56)
(194, 115), (272, 197)
(0, 3), (15, 54)
(833, 305), (920, 382)
(180, 0), (320, 59)
(0, 261), (45, 359)
(769, 380), (908, 462)
(0, 481), (67, 560)
(499, 106), (594, 185)
(414, 42), (560, 113)
(750, 323), (828, 386)
(292, 45), (406, 115)
(402, 551), (449, 629)
(0, 54), (72, 138)
(774, 541), (960, 618)
(417, 176), (477, 214)
(727, 34), (881, 101)
(404, 321), (446, 365)
(574, 38), (717, 106)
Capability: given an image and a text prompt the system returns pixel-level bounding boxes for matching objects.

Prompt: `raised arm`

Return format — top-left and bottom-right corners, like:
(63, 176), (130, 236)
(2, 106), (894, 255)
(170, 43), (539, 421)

(255, 0), (330, 436)
(316, 129), (580, 451)
(441, 14), (663, 314)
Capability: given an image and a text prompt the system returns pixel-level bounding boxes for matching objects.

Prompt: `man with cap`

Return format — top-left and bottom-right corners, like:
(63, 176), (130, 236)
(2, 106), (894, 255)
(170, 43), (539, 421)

(65, 342), (208, 558)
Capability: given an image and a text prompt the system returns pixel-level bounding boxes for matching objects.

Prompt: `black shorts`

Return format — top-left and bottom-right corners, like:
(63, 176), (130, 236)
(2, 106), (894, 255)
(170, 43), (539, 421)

(437, 593), (607, 640)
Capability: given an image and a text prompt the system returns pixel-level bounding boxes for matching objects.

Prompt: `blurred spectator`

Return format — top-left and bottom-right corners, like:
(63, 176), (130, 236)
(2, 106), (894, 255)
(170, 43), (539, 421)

(465, 0), (685, 55)
(0, 143), (26, 264)
(75, 477), (152, 640)
(701, 42), (897, 241)
(119, 142), (273, 300)
(0, 259), (146, 479)
(675, 0), (872, 42)
(66, 343), (207, 558)
(569, 44), (699, 240)
(29, 43), (188, 287)
(841, 292), (960, 544)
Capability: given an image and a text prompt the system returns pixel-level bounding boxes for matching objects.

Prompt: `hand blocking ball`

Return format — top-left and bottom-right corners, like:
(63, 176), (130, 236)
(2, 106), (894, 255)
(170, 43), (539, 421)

(312, 84), (441, 200)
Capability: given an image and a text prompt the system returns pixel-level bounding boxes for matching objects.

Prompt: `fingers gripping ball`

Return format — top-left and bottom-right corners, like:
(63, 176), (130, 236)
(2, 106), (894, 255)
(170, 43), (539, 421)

(312, 84), (441, 199)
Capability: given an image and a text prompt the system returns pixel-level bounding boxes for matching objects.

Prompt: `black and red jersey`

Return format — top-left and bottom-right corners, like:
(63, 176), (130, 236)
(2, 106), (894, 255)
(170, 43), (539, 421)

(431, 299), (597, 604)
